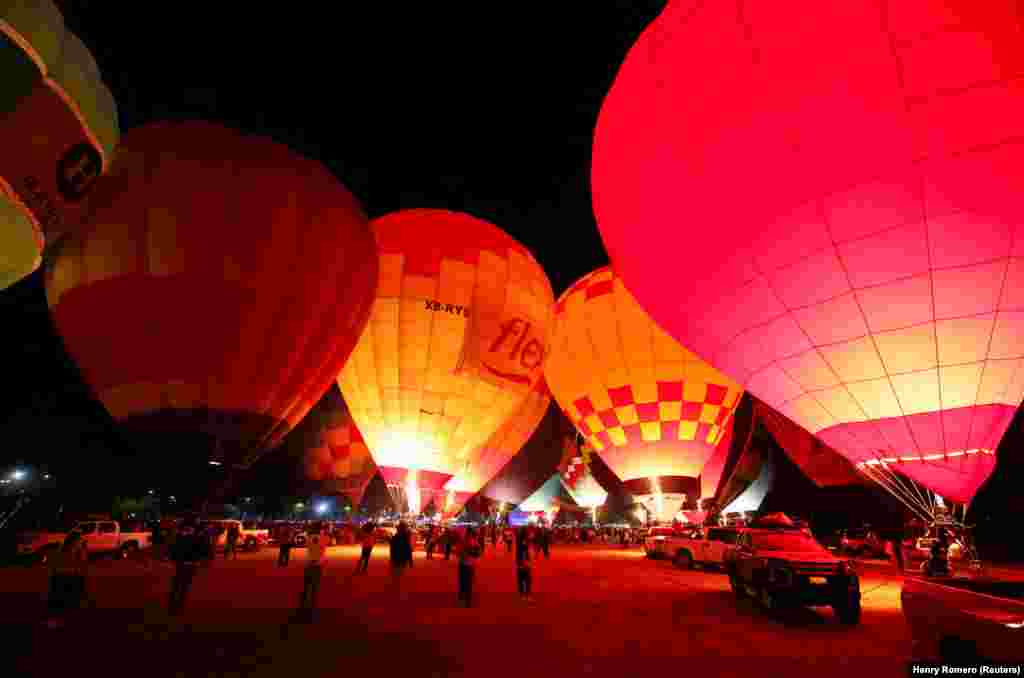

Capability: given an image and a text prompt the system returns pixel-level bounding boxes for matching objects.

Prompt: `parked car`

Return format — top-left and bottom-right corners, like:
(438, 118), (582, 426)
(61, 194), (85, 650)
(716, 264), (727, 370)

(15, 529), (68, 563)
(643, 526), (678, 559)
(902, 575), (1024, 663)
(839, 527), (886, 557)
(54, 520), (152, 559)
(206, 520), (269, 551)
(726, 524), (861, 624)
(666, 526), (745, 570)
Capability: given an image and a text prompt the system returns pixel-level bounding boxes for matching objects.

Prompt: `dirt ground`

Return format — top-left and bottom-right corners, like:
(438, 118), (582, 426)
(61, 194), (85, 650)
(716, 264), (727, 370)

(2, 542), (917, 677)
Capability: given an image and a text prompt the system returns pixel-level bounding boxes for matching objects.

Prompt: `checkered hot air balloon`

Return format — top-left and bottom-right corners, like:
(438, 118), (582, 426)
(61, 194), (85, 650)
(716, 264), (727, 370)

(300, 387), (377, 508)
(545, 266), (742, 522)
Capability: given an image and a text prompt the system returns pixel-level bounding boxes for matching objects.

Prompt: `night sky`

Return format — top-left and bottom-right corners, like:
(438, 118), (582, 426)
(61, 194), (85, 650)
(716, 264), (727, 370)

(1, 3), (1021, 541)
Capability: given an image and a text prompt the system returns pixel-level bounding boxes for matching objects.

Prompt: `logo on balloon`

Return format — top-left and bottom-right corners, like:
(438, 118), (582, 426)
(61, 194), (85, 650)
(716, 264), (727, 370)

(482, 317), (546, 385)
(56, 143), (102, 203)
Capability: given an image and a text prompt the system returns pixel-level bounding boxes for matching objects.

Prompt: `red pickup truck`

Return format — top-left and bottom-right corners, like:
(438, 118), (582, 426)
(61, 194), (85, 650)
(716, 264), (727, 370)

(901, 575), (1024, 663)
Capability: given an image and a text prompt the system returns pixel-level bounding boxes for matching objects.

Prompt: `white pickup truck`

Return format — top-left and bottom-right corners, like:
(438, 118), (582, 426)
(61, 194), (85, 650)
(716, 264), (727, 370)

(16, 520), (151, 561)
(645, 526), (744, 570)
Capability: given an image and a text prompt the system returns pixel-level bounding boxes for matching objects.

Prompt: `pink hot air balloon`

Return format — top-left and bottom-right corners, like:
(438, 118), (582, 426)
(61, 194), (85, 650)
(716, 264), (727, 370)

(593, 1), (1024, 519)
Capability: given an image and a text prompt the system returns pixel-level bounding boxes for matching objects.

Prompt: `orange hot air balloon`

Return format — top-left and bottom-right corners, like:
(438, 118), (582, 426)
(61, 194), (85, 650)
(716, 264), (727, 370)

(545, 266), (743, 522)
(443, 376), (553, 517)
(558, 437), (607, 510)
(299, 386), (377, 508)
(338, 209), (554, 515)
(45, 122), (378, 469)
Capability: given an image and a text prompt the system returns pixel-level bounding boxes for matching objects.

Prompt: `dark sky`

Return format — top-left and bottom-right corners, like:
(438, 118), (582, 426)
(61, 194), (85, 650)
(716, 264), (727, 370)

(2, 3), (1020, 530)
(0, 2), (665, 499)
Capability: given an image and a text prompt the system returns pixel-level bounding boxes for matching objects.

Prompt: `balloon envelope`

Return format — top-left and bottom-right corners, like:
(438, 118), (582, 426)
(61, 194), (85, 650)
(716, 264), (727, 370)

(298, 386), (377, 507)
(443, 376), (553, 516)
(545, 266), (743, 520)
(1, 0), (119, 288)
(338, 209), (554, 513)
(46, 122), (378, 468)
(593, 1), (1024, 508)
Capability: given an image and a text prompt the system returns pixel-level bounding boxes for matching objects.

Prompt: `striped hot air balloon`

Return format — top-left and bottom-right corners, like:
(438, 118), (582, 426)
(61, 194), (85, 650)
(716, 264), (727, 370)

(46, 122), (378, 473)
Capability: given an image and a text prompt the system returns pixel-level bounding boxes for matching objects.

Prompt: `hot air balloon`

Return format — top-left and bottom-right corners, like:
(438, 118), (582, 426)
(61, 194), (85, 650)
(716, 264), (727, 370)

(338, 209), (555, 515)
(442, 376), (552, 518)
(592, 2), (1024, 521)
(1, 0), (119, 289)
(45, 122), (378, 476)
(558, 437), (608, 513)
(545, 266), (743, 523)
(298, 386), (377, 508)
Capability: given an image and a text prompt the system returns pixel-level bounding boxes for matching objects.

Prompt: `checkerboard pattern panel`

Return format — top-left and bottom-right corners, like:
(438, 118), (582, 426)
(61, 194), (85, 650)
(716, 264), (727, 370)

(568, 379), (738, 453)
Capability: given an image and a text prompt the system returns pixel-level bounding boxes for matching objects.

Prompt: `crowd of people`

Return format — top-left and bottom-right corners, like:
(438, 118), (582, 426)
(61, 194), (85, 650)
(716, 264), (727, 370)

(40, 516), (597, 627)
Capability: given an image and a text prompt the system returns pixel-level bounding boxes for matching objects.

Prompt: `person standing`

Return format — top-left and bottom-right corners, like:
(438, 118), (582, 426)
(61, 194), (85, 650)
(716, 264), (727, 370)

(457, 527), (480, 607)
(356, 523), (375, 574)
(278, 523), (294, 567)
(45, 530), (89, 629)
(425, 525), (436, 560)
(225, 522), (240, 560)
(444, 527), (455, 561)
(515, 527), (533, 601)
(503, 526), (514, 554)
(390, 523), (414, 598)
(297, 529), (327, 621)
(168, 516), (204, 616)
(148, 520), (165, 568)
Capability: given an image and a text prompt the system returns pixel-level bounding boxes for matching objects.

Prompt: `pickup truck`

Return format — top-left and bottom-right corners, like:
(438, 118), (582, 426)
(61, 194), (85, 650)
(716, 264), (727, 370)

(75, 520), (151, 558)
(901, 576), (1024, 663)
(646, 526), (744, 570)
(726, 526), (861, 624)
(19, 520), (151, 560)
(207, 520), (269, 551)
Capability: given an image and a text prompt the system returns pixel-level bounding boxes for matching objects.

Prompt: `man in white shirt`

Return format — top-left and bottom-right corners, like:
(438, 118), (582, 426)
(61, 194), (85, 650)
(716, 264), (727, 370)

(297, 529), (327, 620)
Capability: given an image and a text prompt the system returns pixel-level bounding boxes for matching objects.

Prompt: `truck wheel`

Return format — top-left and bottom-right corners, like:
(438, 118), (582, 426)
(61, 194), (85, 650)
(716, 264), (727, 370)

(835, 596), (861, 625)
(939, 637), (980, 664)
(729, 572), (745, 597)
(674, 550), (693, 570)
(758, 585), (779, 612)
(37, 544), (59, 566)
(121, 542), (138, 559)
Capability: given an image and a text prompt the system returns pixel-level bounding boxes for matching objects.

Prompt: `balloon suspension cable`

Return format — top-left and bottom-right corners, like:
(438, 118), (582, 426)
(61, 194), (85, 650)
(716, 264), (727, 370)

(858, 463), (934, 524)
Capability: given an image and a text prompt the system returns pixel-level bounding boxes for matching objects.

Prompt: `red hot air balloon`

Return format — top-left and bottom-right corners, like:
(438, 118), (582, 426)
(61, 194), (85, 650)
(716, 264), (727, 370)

(593, 2), (1024, 518)
(45, 122), (378, 469)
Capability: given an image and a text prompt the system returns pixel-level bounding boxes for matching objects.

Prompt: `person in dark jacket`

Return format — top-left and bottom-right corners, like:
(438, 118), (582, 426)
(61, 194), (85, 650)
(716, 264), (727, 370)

(225, 522), (241, 559)
(277, 523), (294, 567)
(458, 527), (480, 607)
(443, 528), (455, 561)
(356, 523), (375, 574)
(390, 523), (414, 597)
(168, 516), (205, 615)
(515, 527), (532, 600)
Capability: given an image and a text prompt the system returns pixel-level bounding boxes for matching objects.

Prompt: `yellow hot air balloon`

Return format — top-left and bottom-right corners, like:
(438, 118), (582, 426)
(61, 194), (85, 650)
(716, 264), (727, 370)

(545, 266), (743, 522)
(338, 209), (554, 514)
(1, 0), (119, 289)
(442, 376), (552, 517)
